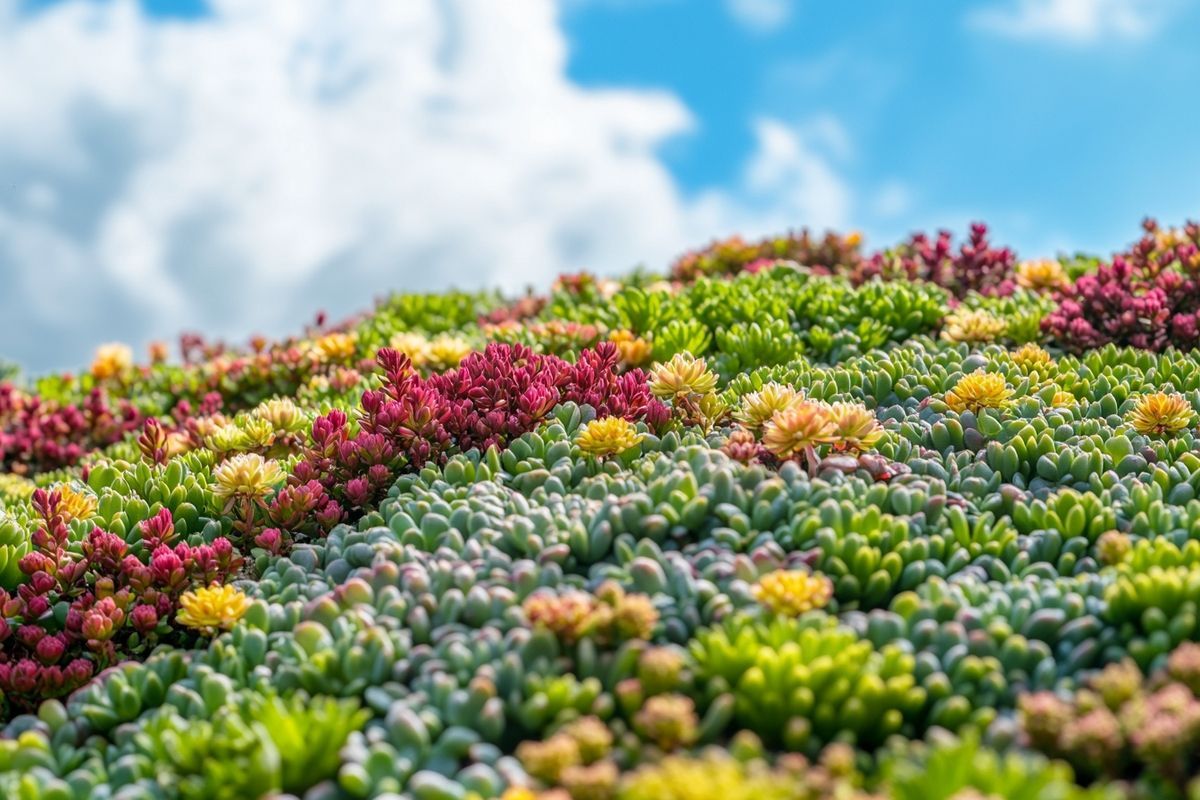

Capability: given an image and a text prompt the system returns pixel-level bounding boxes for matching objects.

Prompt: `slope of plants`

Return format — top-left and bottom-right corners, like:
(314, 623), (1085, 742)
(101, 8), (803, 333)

(3, 219), (1200, 798)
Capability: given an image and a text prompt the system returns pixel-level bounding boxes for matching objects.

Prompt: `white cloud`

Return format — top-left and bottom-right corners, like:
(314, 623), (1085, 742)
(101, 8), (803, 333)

(0, 0), (857, 372)
(967, 0), (1171, 43)
(871, 181), (913, 220)
(690, 117), (851, 235)
(724, 0), (791, 32)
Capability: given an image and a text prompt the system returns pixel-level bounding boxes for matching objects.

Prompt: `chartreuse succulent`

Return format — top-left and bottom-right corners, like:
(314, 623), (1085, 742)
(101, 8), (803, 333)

(10, 218), (1200, 797)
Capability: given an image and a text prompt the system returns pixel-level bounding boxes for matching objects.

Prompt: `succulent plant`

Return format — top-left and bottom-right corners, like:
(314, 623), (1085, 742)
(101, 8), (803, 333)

(1016, 258), (1069, 292)
(941, 308), (1008, 344)
(7, 217), (1200, 799)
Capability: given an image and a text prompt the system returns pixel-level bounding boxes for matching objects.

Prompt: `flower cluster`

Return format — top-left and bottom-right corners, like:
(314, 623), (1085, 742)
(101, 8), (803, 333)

(1043, 219), (1200, 352)
(744, 396), (886, 475)
(854, 222), (1017, 298)
(280, 342), (668, 534)
(0, 385), (141, 474)
(0, 496), (241, 710)
(11, 216), (1200, 800)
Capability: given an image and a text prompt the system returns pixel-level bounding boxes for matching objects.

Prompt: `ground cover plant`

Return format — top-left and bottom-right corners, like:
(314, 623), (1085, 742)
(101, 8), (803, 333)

(4, 219), (1200, 798)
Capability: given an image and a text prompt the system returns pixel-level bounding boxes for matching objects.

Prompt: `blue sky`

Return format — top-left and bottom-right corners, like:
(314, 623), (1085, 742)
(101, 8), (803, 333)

(563, 0), (1200, 254)
(1, 0), (1198, 373)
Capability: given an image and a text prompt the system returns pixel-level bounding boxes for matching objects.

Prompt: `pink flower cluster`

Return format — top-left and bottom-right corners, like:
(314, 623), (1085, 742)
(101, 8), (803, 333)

(0, 497), (241, 710)
(855, 222), (1016, 298)
(1043, 219), (1200, 352)
(0, 386), (141, 475)
(274, 342), (669, 535)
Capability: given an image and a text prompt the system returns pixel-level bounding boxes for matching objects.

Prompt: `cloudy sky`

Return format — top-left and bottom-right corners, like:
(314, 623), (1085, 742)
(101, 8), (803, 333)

(2, 0), (1198, 373)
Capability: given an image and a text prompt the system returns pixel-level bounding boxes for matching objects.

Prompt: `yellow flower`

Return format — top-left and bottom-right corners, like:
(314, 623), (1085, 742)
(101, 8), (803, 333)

(55, 484), (97, 523)
(1096, 530), (1131, 566)
(825, 401), (884, 453)
(845, 231), (864, 248)
(212, 452), (283, 501)
(609, 329), (654, 368)
(560, 716), (614, 763)
(499, 789), (538, 800)
(940, 308), (1006, 344)
(1050, 391), (1075, 408)
(761, 401), (835, 460)
(944, 371), (1013, 414)
(427, 334), (473, 370)
(516, 734), (581, 785)
(575, 416), (644, 458)
(1128, 392), (1194, 437)
(206, 419), (275, 455)
(90, 343), (133, 381)
(1016, 259), (1067, 291)
(0, 473), (36, 503)
(190, 413), (229, 442)
(254, 397), (308, 434)
(733, 383), (803, 432)
(177, 584), (251, 632)
(752, 569), (834, 616)
(1011, 342), (1054, 370)
(620, 753), (809, 800)
(205, 422), (243, 454)
(649, 353), (718, 400)
(1155, 227), (1186, 248)
(389, 331), (432, 367)
(147, 340), (170, 365)
(310, 332), (357, 363)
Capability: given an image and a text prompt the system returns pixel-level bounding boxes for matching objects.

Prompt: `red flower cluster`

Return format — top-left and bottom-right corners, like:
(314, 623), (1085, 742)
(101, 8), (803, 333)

(276, 342), (669, 535)
(561, 344), (672, 427)
(0, 386), (141, 475)
(1043, 219), (1200, 352)
(855, 222), (1016, 298)
(0, 496), (241, 711)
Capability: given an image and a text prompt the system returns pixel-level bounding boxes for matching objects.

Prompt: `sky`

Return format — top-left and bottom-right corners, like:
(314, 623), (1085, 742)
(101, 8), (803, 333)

(1, 0), (1199, 374)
